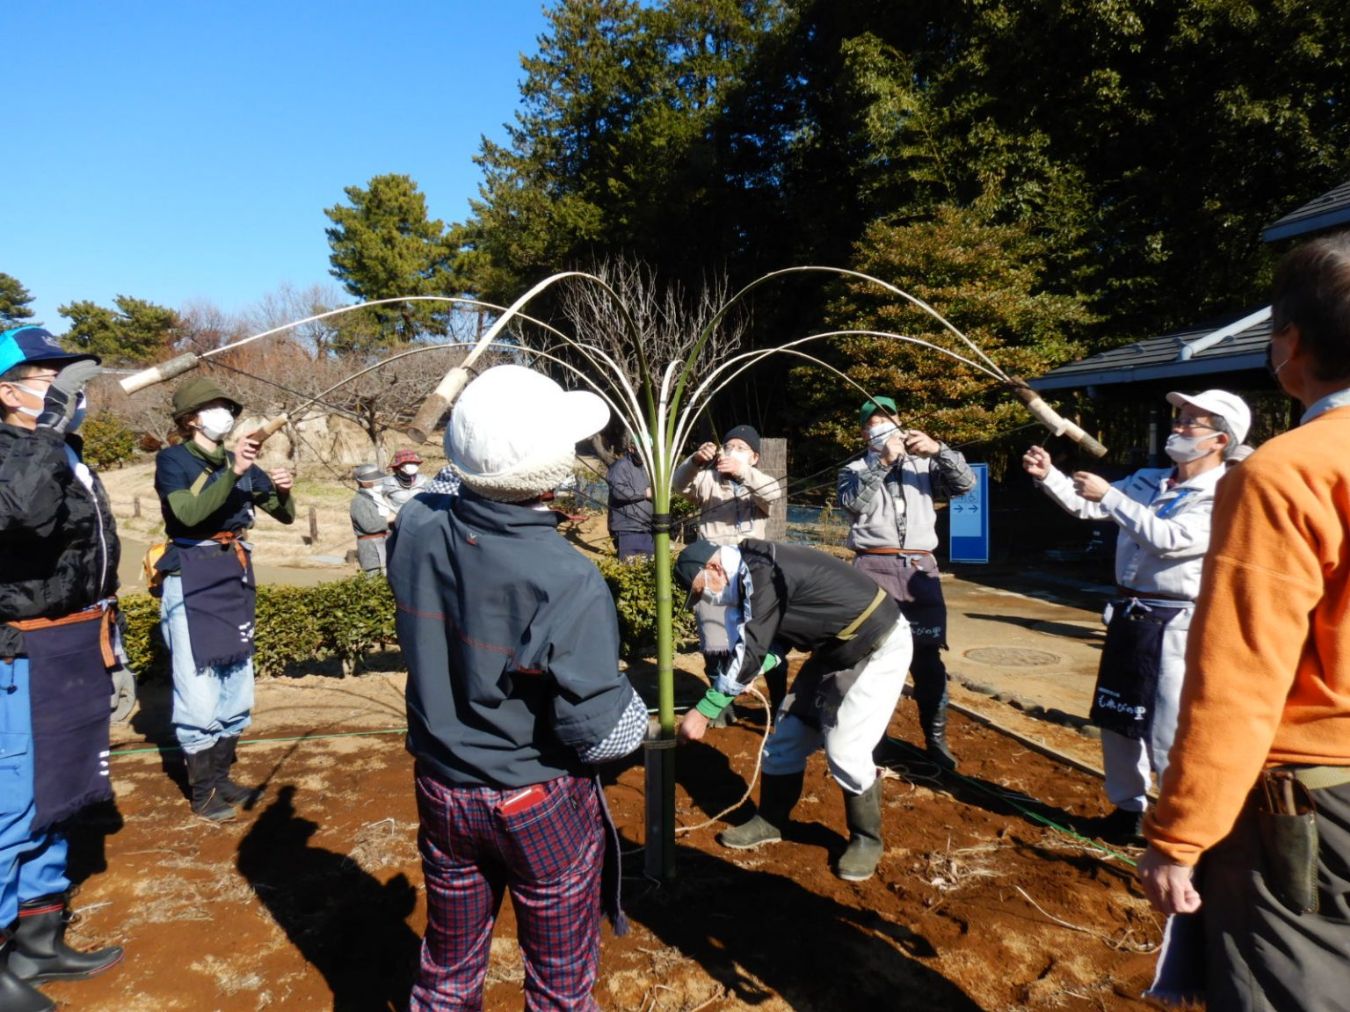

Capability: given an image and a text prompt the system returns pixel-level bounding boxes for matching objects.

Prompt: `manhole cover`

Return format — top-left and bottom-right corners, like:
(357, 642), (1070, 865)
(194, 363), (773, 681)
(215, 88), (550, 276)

(963, 646), (1060, 667)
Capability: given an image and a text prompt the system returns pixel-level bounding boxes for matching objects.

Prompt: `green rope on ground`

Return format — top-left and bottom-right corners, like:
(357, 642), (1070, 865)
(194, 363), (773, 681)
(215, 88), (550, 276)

(108, 726), (409, 757)
(882, 735), (1139, 869)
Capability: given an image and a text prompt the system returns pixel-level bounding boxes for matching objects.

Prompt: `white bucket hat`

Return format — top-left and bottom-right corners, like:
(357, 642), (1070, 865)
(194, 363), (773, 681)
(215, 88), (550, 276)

(445, 365), (610, 502)
(1165, 389), (1252, 445)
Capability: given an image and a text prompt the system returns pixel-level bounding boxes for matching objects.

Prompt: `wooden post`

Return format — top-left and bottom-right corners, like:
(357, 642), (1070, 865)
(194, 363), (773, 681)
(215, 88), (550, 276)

(308, 505), (319, 545)
(760, 437), (788, 541)
(132, 496), (141, 519)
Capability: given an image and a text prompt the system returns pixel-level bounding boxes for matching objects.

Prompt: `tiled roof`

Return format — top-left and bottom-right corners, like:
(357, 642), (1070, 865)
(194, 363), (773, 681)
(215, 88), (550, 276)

(1263, 180), (1350, 242)
(1031, 310), (1272, 391)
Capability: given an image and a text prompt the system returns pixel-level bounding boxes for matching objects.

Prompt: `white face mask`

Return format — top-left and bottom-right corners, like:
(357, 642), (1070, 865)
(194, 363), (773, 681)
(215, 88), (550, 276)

(726, 449), (752, 465)
(1164, 432), (1218, 463)
(12, 382), (46, 419)
(867, 422), (899, 451)
(195, 406), (235, 442)
(399, 463), (419, 476)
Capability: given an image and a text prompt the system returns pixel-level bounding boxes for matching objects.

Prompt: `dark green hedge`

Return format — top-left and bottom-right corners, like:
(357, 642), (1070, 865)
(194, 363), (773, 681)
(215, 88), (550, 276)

(120, 557), (693, 677)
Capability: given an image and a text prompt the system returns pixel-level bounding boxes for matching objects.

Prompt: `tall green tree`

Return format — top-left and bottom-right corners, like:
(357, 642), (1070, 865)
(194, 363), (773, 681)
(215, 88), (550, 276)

(0, 273), (37, 329)
(788, 203), (1096, 476)
(325, 174), (456, 347)
(455, 0), (783, 305)
(58, 296), (179, 365)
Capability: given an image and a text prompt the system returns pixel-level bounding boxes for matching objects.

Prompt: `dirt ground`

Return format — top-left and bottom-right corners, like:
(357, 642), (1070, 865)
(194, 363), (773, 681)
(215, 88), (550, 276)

(64, 459), (1167, 1010)
(47, 659), (1161, 1012)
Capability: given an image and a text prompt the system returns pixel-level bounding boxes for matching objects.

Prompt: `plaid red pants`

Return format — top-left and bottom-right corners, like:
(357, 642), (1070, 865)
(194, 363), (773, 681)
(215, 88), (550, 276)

(411, 766), (604, 1011)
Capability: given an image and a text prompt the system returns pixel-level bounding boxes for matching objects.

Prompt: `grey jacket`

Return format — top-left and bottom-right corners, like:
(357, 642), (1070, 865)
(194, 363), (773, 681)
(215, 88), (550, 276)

(837, 446), (975, 552)
(607, 453), (652, 535)
(349, 488), (391, 573)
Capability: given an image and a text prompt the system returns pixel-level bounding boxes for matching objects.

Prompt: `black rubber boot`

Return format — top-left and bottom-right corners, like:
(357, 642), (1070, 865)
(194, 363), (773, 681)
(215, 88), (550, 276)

(0, 932), (54, 1012)
(212, 736), (258, 807)
(836, 780), (885, 881)
(717, 771), (804, 850)
(1096, 807), (1146, 847)
(918, 703), (958, 772)
(7, 894), (123, 984)
(185, 747), (235, 822)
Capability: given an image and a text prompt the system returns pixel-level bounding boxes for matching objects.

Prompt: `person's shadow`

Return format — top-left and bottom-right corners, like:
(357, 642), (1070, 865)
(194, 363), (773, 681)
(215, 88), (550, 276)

(621, 835), (982, 1009)
(236, 785), (420, 1011)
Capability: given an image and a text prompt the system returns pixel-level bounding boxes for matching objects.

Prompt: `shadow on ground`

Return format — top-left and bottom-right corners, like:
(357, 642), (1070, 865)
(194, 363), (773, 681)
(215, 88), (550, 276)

(237, 784), (420, 1011)
(621, 836), (980, 1010)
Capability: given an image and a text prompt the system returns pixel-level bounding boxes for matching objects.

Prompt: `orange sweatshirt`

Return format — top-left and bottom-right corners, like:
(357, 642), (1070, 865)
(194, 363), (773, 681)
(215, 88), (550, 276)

(1144, 404), (1350, 866)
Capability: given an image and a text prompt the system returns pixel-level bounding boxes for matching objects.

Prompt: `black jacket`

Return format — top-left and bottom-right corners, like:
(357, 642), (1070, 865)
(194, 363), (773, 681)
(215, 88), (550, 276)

(713, 539), (900, 697)
(0, 424), (120, 656)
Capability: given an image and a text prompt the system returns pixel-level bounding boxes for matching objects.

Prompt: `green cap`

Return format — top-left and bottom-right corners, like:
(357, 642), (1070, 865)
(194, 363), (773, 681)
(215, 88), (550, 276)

(859, 395), (898, 428)
(171, 377), (243, 420)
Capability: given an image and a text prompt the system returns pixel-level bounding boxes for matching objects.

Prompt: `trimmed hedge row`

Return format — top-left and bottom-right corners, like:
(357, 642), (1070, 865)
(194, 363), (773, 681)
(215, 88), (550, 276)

(120, 556), (694, 678)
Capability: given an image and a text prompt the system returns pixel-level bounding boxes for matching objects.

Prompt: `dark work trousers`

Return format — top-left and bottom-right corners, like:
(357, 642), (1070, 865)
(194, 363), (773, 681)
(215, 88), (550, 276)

(1198, 780), (1350, 1012)
(852, 553), (949, 728)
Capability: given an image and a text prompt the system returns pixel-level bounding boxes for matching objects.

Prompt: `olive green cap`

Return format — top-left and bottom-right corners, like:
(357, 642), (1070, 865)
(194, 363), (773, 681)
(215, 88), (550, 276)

(171, 376), (243, 420)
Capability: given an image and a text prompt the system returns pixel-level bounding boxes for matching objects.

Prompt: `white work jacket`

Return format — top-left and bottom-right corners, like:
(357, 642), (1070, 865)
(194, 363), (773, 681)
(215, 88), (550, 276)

(1036, 464), (1225, 601)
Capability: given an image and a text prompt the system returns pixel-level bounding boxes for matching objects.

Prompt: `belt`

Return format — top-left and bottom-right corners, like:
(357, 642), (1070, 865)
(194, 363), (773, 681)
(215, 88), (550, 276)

(836, 587), (887, 641)
(7, 601), (118, 667)
(1282, 765), (1350, 791)
(357, 532), (388, 541)
(1116, 585), (1192, 603)
(855, 547), (934, 557)
(176, 531), (250, 571)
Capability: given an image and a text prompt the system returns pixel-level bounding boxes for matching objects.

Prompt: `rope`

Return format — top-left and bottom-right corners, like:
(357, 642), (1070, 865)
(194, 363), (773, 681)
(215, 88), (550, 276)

(674, 685), (773, 835)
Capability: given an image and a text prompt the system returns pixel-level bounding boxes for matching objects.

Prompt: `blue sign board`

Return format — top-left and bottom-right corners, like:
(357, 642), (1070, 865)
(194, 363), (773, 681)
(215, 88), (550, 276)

(948, 463), (989, 564)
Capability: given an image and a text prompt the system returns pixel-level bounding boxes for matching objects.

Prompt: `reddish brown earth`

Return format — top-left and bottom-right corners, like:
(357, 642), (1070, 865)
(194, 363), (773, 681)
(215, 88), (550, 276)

(50, 689), (1159, 1011)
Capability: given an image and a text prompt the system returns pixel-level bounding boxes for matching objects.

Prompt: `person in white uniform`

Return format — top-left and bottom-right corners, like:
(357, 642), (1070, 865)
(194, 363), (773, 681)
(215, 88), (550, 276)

(1022, 389), (1252, 844)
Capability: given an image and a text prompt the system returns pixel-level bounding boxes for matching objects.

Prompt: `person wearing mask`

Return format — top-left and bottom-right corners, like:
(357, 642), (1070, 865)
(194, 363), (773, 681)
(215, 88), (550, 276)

(672, 425), (786, 721)
(383, 448), (427, 512)
(0, 327), (124, 1011)
(1023, 388), (1251, 845)
(387, 365), (645, 1009)
(606, 436), (653, 561)
(675, 538), (912, 882)
(153, 378), (295, 822)
(1139, 235), (1350, 1010)
(837, 397), (975, 770)
(349, 463), (393, 575)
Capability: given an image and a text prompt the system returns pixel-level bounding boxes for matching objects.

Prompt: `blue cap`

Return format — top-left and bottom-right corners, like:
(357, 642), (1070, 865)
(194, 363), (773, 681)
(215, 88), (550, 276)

(0, 327), (99, 376)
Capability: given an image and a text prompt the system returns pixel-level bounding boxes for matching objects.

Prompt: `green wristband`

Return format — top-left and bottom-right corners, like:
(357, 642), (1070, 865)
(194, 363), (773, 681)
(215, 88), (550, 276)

(695, 688), (737, 720)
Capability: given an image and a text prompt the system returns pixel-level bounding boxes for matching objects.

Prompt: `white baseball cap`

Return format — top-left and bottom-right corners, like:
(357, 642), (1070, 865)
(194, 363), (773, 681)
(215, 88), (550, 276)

(1165, 389), (1252, 445)
(446, 365), (610, 502)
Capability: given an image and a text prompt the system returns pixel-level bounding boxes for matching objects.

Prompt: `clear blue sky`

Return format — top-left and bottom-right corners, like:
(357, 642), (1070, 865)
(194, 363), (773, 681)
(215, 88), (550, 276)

(2, 1), (551, 331)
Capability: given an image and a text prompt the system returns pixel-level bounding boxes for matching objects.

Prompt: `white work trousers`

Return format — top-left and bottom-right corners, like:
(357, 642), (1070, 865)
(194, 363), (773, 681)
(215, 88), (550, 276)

(1101, 603), (1193, 812)
(761, 618), (912, 794)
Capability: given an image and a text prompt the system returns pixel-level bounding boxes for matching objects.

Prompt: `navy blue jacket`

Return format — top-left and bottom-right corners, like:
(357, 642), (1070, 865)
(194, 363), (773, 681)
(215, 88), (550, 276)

(388, 488), (634, 788)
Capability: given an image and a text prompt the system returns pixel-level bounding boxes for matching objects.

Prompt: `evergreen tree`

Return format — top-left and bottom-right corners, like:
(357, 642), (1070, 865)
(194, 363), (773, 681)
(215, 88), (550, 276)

(0, 273), (37, 329)
(59, 296), (179, 365)
(325, 174), (456, 347)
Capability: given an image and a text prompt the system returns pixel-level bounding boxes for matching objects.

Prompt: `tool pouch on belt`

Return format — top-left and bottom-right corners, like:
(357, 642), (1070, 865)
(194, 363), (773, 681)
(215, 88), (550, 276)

(1257, 769), (1320, 915)
(143, 541), (169, 597)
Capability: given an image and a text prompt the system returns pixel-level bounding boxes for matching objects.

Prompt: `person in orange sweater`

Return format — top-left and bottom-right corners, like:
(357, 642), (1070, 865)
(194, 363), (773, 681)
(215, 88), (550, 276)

(1139, 232), (1350, 1010)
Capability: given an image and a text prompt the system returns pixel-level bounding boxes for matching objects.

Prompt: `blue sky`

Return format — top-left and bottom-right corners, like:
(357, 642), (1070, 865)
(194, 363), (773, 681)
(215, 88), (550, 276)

(2, 2), (551, 331)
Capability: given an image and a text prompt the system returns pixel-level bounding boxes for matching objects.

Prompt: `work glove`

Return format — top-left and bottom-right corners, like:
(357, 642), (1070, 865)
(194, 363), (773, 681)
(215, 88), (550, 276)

(37, 359), (101, 433)
(110, 664), (138, 722)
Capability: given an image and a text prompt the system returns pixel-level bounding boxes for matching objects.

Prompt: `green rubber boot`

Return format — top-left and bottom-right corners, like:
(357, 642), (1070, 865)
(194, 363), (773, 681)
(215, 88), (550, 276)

(717, 771), (804, 849)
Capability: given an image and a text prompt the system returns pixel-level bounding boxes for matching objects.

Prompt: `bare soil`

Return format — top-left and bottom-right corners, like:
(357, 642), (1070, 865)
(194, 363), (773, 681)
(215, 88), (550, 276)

(53, 667), (1159, 1012)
